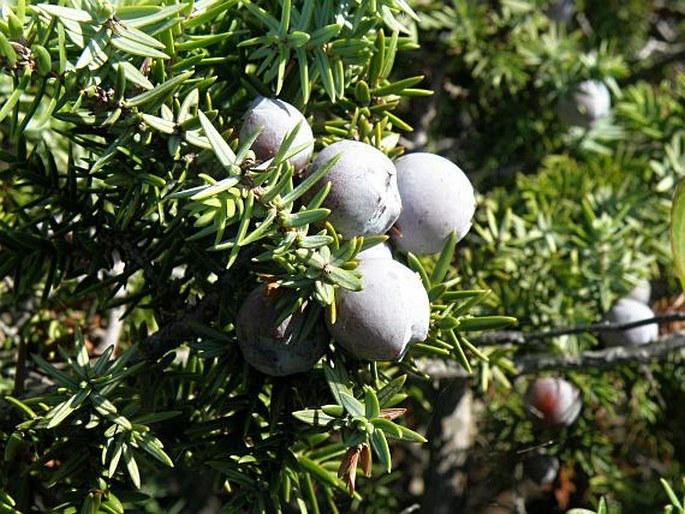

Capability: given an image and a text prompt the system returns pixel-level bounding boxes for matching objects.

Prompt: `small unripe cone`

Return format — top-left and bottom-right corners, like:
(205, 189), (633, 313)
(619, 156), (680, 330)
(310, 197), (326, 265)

(602, 297), (658, 347)
(239, 96), (314, 171)
(237, 285), (327, 376)
(327, 258), (429, 361)
(392, 152), (476, 255)
(524, 377), (581, 428)
(306, 140), (402, 237)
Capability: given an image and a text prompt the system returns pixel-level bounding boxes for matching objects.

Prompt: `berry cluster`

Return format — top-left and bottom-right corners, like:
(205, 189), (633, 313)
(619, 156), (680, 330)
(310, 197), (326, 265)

(235, 96), (476, 375)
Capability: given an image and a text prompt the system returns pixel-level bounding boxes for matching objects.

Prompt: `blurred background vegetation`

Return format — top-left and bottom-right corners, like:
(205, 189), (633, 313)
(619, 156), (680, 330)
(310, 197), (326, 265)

(396, 1), (685, 512)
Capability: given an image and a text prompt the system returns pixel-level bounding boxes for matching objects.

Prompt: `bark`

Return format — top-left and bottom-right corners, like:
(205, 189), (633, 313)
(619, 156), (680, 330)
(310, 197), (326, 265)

(422, 378), (477, 514)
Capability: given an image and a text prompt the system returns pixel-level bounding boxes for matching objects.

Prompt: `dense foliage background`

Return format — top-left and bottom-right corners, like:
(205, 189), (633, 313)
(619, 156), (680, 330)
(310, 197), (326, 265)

(1, 0), (684, 512)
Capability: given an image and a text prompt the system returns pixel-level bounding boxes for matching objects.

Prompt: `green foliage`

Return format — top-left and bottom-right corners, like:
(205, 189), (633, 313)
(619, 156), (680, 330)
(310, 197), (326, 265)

(402, 0), (628, 175)
(584, 0), (652, 55)
(662, 477), (685, 514)
(0, 0), (684, 511)
(0, 0), (514, 511)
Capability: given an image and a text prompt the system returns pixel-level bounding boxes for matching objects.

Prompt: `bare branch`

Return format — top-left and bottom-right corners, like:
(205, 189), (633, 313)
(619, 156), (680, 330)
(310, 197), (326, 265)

(471, 314), (685, 345)
(515, 332), (685, 375)
(417, 332), (685, 379)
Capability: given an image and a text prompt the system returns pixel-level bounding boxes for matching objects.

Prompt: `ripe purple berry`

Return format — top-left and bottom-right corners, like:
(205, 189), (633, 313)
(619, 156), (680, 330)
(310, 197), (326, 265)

(239, 96), (314, 171)
(305, 140), (402, 237)
(237, 285), (327, 376)
(392, 152), (476, 255)
(524, 377), (581, 428)
(326, 259), (430, 361)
